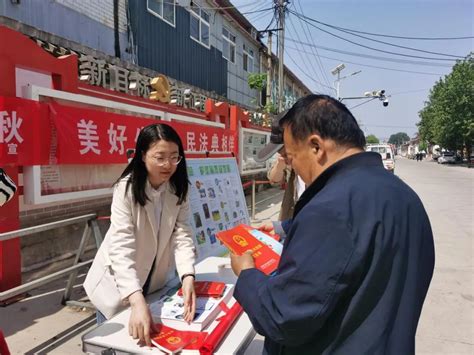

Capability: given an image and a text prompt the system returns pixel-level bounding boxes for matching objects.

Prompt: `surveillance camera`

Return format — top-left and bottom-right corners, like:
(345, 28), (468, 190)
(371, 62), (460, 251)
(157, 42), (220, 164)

(383, 99), (389, 107)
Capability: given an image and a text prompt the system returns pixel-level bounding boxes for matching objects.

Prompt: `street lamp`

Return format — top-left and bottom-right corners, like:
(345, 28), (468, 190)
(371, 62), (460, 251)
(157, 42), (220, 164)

(331, 64), (361, 100)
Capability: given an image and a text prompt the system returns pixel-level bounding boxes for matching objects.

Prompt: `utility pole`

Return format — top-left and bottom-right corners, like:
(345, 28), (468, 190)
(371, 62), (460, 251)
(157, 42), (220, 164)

(266, 31), (272, 107)
(277, 0), (285, 112)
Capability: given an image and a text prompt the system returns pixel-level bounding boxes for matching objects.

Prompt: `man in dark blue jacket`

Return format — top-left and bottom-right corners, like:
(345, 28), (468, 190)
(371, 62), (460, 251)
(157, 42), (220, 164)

(231, 95), (435, 354)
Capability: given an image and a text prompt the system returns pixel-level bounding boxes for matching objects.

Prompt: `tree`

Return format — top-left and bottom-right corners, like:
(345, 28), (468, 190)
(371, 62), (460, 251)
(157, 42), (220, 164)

(388, 132), (410, 146)
(418, 54), (474, 160)
(366, 134), (379, 144)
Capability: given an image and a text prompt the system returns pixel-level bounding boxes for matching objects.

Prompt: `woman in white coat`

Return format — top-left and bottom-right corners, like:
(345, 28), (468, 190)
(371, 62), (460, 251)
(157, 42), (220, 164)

(84, 123), (196, 346)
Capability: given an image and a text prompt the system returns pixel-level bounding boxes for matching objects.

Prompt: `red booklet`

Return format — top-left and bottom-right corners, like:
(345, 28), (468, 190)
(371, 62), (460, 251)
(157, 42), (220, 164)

(151, 324), (207, 354)
(177, 281), (226, 298)
(216, 224), (281, 275)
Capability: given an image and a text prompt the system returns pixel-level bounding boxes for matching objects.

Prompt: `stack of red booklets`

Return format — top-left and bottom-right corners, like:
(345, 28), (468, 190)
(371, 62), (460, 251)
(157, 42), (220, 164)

(151, 302), (244, 354)
(151, 324), (207, 354)
(216, 224), (281, 275)
(177, 281), (226, 298)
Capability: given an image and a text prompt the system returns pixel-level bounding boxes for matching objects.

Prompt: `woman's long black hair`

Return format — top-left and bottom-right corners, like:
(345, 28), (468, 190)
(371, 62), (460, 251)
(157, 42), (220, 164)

(116, 123), (189, 206)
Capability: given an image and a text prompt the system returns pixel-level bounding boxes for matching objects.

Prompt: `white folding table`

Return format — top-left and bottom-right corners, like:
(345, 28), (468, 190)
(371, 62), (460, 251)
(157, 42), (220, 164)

(82, 257), (256, 354)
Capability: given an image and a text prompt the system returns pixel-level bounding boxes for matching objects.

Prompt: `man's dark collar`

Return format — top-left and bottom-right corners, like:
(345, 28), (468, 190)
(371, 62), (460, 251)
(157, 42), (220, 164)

(293, 151), (382, 217)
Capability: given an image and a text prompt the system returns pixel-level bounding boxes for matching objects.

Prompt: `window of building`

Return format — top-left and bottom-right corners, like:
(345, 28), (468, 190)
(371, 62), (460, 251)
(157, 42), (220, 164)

(147, 0), (175, 27)
(222, 28), (236, 63)
(243, 44), (254, 72)
(190, 3), (210, 48)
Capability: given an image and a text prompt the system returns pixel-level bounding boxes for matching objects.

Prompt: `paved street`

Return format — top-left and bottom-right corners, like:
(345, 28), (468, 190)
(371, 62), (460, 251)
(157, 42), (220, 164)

(395, 158), (474, 354)
(2, 157), (473, 354)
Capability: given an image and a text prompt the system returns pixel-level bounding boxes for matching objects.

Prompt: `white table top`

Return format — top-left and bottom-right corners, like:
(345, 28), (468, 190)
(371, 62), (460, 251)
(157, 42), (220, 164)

(82, 257), (256, 354)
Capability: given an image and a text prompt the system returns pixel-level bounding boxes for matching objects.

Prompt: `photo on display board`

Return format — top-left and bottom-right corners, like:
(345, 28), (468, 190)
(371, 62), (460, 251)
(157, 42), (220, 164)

(215, 178), (223, 194)
(206, 227), (217, 244)
(196, 230), (206, 245)
(195, 180), (203, 189)
(193, 212), (203, 228)
(212, 210), (221, 221)
(202, 203), (210, 219)
(207, 187), (216, 199)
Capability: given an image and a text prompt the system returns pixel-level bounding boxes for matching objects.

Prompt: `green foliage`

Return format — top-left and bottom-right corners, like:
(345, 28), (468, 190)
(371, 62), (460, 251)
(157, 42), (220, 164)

(366, 134), (380, 144)
(419, 141), (428, 151)
(418, 54), (474, 155)
(388, 132), (410, 146)
(247, 73), (267, 91)
(264, 102), (278, 114)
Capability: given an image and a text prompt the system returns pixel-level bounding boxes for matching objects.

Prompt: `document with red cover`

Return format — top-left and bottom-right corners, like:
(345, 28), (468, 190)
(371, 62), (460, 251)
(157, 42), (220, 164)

(216, 224), (281, 275)
(151, 324), (206, 354)
(177, 281), (226, 298)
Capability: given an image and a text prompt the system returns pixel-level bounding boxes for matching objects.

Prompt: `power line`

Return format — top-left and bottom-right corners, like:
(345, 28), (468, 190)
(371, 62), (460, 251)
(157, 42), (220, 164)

(287, 12), (329, 94)
(288, 9), (458, 62)
(285, 44), (445, 76)
(289, 10), (466, 58)
(170, 0), (266, 11)
(241, 6), (275, 15)
(285, 38), (453, 67)
(294, 0), (332, 88)
(286, 51), (335, 93)
(349, 98), (377, 110)
(289, 14), (474, 41)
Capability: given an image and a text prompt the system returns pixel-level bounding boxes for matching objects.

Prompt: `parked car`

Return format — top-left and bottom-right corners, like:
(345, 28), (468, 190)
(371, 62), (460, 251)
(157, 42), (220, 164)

(366, 144), (395, 173)
(438, 152), (456, 164)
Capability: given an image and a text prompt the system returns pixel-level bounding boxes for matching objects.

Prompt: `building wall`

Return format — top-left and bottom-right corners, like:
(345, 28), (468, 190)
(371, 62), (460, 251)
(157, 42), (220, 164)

(0, 0), (132, 60)
(128, 0), (228, 97)
(218, 16), (259, 109)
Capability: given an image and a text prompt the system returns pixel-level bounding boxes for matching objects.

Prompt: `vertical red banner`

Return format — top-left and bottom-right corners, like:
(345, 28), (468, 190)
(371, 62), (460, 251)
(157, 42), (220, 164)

(0, 166), (21, 292)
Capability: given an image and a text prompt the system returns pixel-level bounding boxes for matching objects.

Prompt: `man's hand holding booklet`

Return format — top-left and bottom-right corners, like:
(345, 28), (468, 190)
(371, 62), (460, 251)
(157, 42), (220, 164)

(216, 224), (282, 275)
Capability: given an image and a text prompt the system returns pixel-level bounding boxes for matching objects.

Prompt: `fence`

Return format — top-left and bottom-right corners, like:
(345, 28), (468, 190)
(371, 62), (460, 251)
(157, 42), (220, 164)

(0, 214), (103, 307)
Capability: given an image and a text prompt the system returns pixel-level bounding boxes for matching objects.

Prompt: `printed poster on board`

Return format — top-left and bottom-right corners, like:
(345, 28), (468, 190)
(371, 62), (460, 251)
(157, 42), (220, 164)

(186, 158), (250, 260)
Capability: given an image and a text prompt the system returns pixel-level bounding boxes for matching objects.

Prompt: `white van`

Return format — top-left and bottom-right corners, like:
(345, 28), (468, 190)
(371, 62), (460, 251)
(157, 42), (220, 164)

(366, 144), (395, 173)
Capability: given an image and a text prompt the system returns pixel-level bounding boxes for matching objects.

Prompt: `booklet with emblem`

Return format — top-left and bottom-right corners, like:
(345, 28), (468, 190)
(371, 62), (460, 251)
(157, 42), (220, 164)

(151, 323), (207, 354)
(216, 224), (281, 275)
(177, 281), (226, 298)
(150, 283), (234, 332)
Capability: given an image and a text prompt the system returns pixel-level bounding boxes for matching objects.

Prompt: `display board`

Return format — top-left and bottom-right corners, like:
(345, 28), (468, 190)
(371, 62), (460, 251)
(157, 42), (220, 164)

(187, 158), (250, 260)
(239, 127), (270, 175)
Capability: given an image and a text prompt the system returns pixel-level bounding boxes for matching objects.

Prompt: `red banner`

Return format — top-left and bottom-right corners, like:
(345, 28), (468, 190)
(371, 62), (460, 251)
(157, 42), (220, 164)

(0, 97), (51, 165)
(51, 103), (237, 164)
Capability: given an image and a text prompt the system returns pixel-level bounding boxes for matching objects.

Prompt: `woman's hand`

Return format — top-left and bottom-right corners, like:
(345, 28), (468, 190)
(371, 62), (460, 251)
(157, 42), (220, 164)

(128, 291), (157, 347)
(180, 276), (196, 323)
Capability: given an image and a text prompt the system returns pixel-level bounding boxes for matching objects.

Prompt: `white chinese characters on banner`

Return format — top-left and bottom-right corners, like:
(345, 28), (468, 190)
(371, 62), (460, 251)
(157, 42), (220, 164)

(107, 123), (128, 155)
(187, 132), (196, 152)
(0, 111), (24, 155)
(77, 119), (101, 155)
(210, 134), (219, 152)
(199, 133), (209, 152)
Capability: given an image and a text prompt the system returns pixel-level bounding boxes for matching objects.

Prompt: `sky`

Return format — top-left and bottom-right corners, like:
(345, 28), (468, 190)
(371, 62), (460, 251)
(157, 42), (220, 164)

(231, 0), (473, 141)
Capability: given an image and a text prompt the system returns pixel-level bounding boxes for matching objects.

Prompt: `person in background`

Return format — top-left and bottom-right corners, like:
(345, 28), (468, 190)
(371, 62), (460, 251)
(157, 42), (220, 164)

(0, 168), (17, 207)
(231, 95), (435, 354)
(84, 124), (196, 347)
(257, 114), (305, 222)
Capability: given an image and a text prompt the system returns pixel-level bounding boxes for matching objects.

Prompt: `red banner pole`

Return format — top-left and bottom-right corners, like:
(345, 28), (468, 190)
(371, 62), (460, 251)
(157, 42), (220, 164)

(0, 166), (21, 295)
